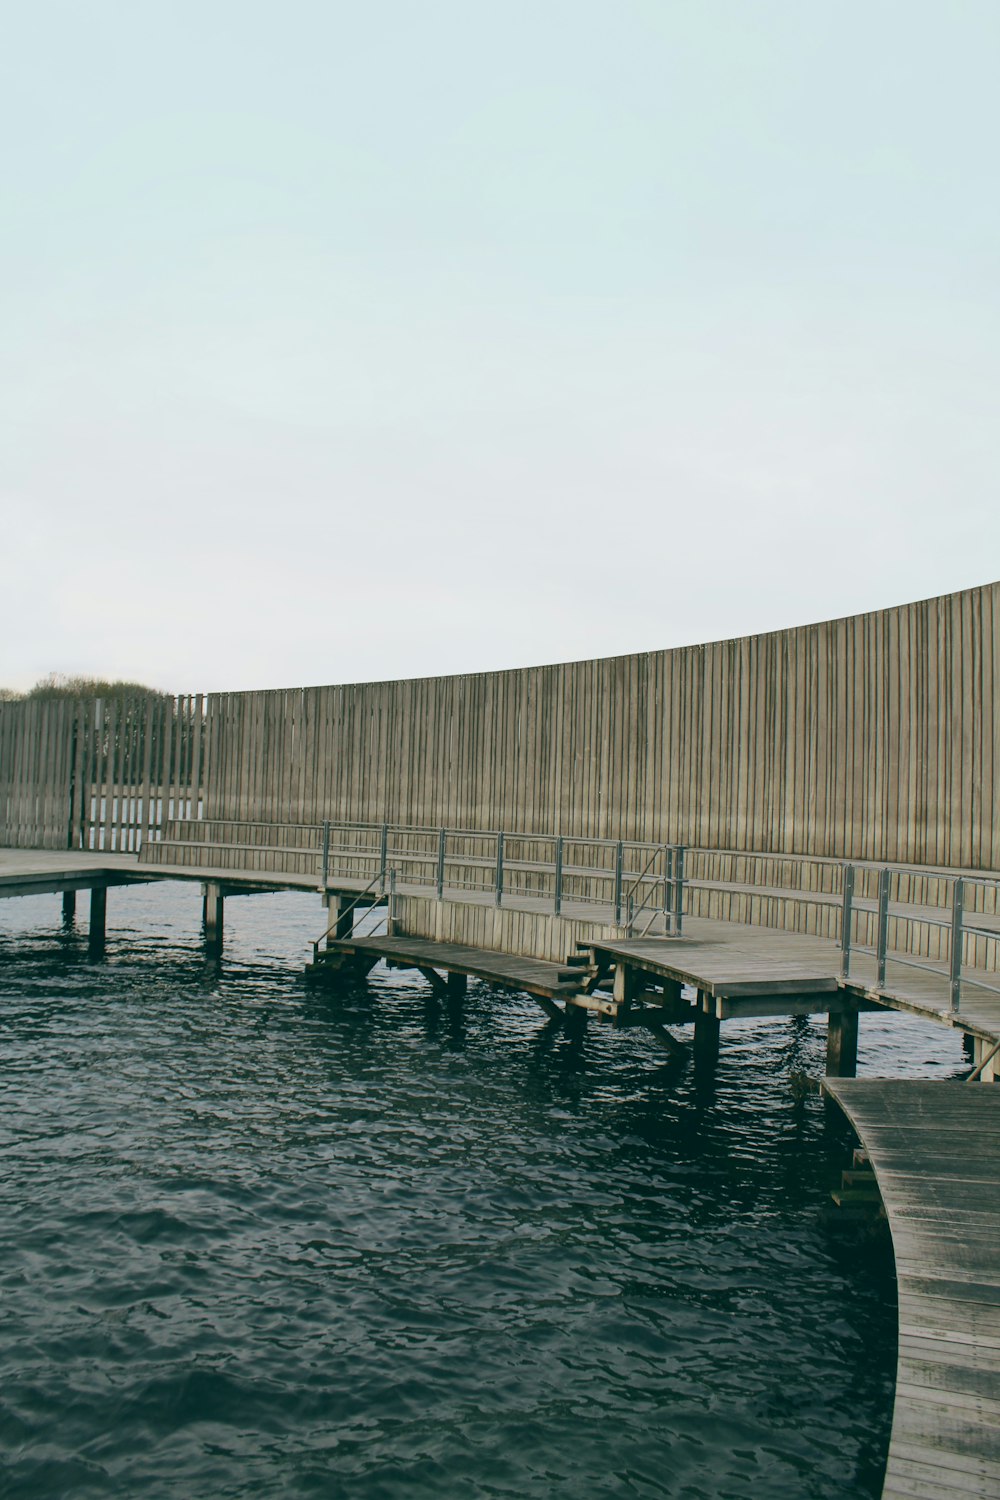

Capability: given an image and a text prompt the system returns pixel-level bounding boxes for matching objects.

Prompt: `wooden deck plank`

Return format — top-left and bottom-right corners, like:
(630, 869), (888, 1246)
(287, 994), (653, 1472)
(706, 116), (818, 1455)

(826, 1079), (1000, 1499)
(320, 933), (583, 1004)
(0, 848), (155, 897)
(588, 929), (842, 998)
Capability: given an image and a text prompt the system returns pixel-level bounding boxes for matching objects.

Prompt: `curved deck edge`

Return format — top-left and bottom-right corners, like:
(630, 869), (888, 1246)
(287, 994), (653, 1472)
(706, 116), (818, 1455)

(823, 1078), (1000, 1499)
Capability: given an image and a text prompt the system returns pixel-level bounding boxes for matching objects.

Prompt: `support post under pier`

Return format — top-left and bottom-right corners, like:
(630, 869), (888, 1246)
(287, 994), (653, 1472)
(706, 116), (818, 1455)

(694, 994), (720, 1067)
(203, 882), (224, 950)
(613, 962), (639, 1026)
(564, 1001), (588, 1038)
(88, 886), (107, 960)
(826, 1009), (859, 1078)
(62, 890), (77, 924)
(325, 893), (355, 940)
(971, 1036), (1000, 1083)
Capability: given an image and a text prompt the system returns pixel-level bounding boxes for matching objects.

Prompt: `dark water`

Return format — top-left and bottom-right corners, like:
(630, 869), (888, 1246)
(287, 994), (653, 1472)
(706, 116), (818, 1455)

(0, 884), (966, 1499)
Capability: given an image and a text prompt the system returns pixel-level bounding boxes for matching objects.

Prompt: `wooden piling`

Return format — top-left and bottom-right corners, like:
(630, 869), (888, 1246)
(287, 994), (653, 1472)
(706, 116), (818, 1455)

(88, 885), (107, 959)
(203, 881), (224, 949)
(693, 994), (720, 1066)
(324, 892), (354, 940)
(826, 1008), (859, 1077)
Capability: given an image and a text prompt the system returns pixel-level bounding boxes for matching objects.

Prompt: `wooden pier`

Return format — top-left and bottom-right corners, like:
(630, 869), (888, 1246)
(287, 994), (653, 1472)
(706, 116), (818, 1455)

(315, 933), (587, 1020)
(4, 843), (999, 1070)
(825, 1080), (1000, 1499)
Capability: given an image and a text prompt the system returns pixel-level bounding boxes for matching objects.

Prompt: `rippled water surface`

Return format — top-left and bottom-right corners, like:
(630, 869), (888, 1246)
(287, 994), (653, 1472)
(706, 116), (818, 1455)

(0, 884), (967, 1498)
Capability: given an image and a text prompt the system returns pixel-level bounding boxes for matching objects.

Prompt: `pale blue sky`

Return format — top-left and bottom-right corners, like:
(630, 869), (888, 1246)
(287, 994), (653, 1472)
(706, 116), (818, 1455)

(3, 1), (998, 691)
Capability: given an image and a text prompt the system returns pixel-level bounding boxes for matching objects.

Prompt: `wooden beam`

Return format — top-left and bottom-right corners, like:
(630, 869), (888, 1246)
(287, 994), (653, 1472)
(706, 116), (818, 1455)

(584, 959), (614, 995)
(641, 990), (698, 1023)
(531, 994), (566, 1023)
(416, 965), (449, 998)
(203, 880), (224, 949)
(694, 999), (720, 1067)
(826, 1008), (860, 1077)
(565, 993), (617, 1017)
(564, 1002), (588, 1036)
(88, 885), (107, 960)
(612, 962), (640, 1027)
(641, 1014), (686, 1056)
(716, 995), (861, 1020)
(325, 892), (355, 940)
(350, 956), (380, 980)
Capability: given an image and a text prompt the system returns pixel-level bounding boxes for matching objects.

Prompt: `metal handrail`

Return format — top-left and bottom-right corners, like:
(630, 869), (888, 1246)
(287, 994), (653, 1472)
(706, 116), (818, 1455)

(163, 815), (1000, 884)
(621, 846), (688, 937)
(628, 894), (667, 941)
(315, 822), (693, 936)
(624, 862), (666, 937)
(620, 847), (662, 917)
(312, 865), (390, 959)
(158, 814), (1000, 1000)
(838, 864), (1000, 1013)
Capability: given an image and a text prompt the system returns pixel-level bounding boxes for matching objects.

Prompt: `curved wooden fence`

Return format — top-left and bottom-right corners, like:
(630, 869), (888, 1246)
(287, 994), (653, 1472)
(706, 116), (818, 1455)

(199, 581), (999, 870)
(1, 582), (997, 872)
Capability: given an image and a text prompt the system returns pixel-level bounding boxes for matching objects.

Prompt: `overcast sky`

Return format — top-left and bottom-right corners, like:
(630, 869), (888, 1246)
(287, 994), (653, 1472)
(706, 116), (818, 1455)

(3, 1), (998, 693)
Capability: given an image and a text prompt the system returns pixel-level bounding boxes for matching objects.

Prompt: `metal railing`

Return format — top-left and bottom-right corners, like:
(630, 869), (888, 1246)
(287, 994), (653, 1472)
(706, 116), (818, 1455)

(311, 864), (393, 960)
(317, 820), (689, 936)
(840, 863), (1000, 1014)
(152, 816), (1000, 1002)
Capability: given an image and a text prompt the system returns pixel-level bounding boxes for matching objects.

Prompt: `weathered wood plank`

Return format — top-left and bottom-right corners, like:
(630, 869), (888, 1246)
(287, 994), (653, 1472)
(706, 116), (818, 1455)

(186, 583), (1000, 872)
(318, 931), (583, 1004)
(826, 1078), (1000, 1500)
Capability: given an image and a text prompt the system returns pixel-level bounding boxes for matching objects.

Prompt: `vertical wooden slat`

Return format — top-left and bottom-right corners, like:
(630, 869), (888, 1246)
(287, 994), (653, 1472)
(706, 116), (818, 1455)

(0, 585), (996, 889)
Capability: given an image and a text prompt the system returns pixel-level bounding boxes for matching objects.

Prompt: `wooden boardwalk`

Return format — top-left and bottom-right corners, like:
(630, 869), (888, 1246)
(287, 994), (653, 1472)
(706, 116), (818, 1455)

(589, 927), (840, 1005)
(0, 847), (320, 898)
(588, 928), (1000, 1042)
(317, 933), (586, 1015)
(0, 848), (151, 898)
(3, 847), (999, 1054)
(825, 1079), (1000, 1500)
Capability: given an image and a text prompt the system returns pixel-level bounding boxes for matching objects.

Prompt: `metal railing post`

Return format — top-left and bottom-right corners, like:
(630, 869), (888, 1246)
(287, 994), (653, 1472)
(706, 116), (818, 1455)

(840, 863), (855, 978)
(379, 822), (388, 894)
(495, 832), (504, 907)
(614, 840), (624, 925)
(663, 846), (673, 934)
(321, 820), (330, 885)
(950, 876), (965, 1012)
(554, 836), (564, 916)
(876, 867), (890, 989)
(673, 846), (685, 937)
(388, 866), (397, 935)
(436, 828), (446, 900)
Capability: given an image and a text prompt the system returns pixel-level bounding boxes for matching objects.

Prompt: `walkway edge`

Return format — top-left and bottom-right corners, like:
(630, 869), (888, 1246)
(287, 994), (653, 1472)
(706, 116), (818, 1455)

(824, 1078), (1000, 1500)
